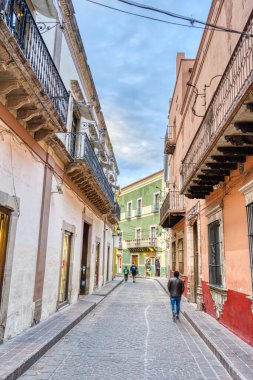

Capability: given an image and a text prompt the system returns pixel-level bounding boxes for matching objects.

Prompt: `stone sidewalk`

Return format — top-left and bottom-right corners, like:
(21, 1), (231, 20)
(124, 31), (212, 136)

(0, 278), (123, 380)
(155, 277), (253, 380)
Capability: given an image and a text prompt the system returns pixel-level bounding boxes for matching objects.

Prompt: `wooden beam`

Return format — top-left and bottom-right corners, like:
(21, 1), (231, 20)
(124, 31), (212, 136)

(225, 135), (253, 146)
(206, 162), (237, 170)
(235, 122), (253, 133)
(211, 155), (246, 163)
(217, 146), (253, 155)
(202, 168), (230, 176)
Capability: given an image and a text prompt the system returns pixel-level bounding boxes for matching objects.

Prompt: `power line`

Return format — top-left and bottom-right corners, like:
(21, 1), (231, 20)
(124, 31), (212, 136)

(114, 0), (253, 38)
(84, 0), (208, 31)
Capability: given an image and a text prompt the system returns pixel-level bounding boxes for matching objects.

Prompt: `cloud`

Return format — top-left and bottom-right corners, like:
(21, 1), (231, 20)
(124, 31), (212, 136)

(73, 0), (212, 187)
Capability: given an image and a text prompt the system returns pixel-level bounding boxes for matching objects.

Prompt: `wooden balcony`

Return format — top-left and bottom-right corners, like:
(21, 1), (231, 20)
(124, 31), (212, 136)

(126, 238), (157, 253)
(160, 191), (185, 228)
(181, 15), (253, 199)
(0, 0), (69, 140)
(164, 126), (176, 155)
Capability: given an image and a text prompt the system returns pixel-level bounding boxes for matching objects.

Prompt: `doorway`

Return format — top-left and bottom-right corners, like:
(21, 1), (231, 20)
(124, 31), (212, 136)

(80, 222), (89, 295)
(0, 209), (10, 308)
(106, 245), (110, 282)
(193, 221), (199, 303)
(58, 232), (71, 305)
(95, 243), (100, 287)
(132, 254), (138, 267)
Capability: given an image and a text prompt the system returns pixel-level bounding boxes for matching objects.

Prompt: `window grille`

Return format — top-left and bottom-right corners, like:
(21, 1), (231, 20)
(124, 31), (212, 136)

(172, 242), (176, 271)
(246, 202), (253, 293)
(208, 220), (222, 286)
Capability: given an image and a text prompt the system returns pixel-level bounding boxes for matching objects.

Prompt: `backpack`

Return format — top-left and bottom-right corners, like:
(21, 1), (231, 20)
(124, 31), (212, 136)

(124, 268), (128, 275)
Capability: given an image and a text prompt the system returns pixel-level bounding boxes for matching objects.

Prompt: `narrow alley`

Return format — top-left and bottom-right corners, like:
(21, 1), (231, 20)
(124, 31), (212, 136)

(20, 280), (230, 380)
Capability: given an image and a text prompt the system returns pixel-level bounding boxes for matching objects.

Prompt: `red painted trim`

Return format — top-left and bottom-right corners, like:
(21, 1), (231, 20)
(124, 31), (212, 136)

(202, 281), (253, 346)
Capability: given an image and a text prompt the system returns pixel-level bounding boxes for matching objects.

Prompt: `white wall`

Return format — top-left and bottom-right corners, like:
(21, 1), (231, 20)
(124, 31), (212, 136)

(0, 123), (44, 339)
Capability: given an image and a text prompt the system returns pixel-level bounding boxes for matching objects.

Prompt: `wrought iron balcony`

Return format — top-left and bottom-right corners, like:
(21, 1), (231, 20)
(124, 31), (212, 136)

(0, 0), (69, 124)
(126, 238), (157, 253)
(58, 132), (114, 206)
(112, 202), (121, 221)
(181, 15), (253, 198)
(160, 191), (185, 228)
(136, 208), (142, 217)
(125, 210), (132, 219)
(164, 126), (176, 155)
(152, 203), (160, 213)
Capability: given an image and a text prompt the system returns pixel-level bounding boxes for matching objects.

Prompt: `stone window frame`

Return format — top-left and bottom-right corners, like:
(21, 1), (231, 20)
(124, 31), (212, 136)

(206, 204), (227, 319)
(0, 190), (20, 341)
(206, 205), (226, 289)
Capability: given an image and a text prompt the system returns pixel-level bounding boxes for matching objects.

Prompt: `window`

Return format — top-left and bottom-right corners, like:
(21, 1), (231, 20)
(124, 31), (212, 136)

(208, 221), (222, 286)
(126, 202), (132, 218)
(246, 203), (253, 293)
(153, 193), (160, 212)
(136, 228), (141, 247)
(150, 226), (156, 246)
(178, 238), (184, 274)
(172, 242), (176, 271)
(136, 198), (142, 216)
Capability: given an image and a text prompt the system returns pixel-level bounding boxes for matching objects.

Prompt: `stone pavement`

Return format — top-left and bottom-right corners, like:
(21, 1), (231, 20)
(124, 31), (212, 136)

(20, 279), (230, 380)
(155, 277), (253, 380)
(0, 278), (123, 380)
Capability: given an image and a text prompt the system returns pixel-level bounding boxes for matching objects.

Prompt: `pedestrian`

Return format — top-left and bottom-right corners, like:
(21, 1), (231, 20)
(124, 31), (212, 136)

(168, 271), (184, 321)
(123, 266), (129, 282)
(130, 263), (137, 283)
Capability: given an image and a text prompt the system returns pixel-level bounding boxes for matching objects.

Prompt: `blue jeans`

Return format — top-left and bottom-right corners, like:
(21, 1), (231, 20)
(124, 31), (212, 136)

(170, 296), (181, 316)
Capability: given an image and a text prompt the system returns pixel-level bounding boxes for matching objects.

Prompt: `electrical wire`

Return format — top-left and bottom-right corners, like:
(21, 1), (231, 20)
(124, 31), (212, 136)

(84, 0), (209, 31)
(114, 0), (253, 38)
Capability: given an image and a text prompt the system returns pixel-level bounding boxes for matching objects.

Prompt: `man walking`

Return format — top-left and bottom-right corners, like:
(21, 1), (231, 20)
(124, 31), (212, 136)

(123, 266), (129, 282)
(130, 263), (137, 283)
(168, 271), (184, 321)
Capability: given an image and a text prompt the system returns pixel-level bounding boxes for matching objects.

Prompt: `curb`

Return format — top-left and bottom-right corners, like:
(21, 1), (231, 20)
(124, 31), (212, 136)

(2, 279), (123, 380)
(154, 278), (245, 380)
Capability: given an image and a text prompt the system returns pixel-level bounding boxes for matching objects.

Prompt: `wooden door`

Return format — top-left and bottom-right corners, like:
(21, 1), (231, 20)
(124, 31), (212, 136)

(132, 255), (138, 266)
(95, 243), (100, 287)
(58, 232), (71, 304)
(80, 222), (89, 295)
(193, 222), (199, 303)
(0, 209), (9, 306)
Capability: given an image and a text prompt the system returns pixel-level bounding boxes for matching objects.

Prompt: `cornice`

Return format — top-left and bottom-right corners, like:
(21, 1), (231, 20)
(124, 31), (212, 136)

(58, 0), (119, 174)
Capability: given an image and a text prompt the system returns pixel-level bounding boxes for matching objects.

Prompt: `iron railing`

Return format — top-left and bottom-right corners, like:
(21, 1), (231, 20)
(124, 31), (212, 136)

(152, 203), (160, 212)
(112, 202), (121, 220)
(164, 126), (176, 154)
(125, 210), (132, 218)
(182, 16), (253, 190)
(136, 208), (142, 216)
(0, 0), (69, 124)
(58, 132), (114, 205)
(126, 238), (157, 249)
(160, 191), (185, 222)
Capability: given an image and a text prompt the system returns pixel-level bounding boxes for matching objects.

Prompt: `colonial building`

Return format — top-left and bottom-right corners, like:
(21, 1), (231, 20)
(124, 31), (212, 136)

(161, 0), (253, 345)
(119, 170), (168, 277)
(0, 0), (120, 341)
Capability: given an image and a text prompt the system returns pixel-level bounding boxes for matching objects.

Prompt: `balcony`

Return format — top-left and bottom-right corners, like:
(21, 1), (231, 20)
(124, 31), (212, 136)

(181, 15), (253, 199)
(135, 208), (142, 217)
(125, 210), (132, 219)
(160, 191), (185, 228)
(56, 132), (115, 213)
(152, 203), (160, 213)
(164, 126), (176, 155)
(108, 202), (121, 224)
(126, 238), (157, 253)
(0, 0), (69, 139)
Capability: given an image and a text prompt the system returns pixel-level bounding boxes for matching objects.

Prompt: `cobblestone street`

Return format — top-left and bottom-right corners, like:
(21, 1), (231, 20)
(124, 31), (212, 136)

(20, 280), (231, 380)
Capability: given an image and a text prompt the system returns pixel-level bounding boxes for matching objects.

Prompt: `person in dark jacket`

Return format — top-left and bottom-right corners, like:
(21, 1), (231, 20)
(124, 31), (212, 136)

(130, 264), (137, 283)
(168, 271), (185, 321)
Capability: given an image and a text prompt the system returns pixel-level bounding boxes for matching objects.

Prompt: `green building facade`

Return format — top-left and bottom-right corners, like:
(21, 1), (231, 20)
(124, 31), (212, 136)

(118, 170), (168, 277)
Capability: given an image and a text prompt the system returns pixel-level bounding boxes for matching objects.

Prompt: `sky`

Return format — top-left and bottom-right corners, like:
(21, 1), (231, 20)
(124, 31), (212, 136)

(73, 0), (212, 187)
